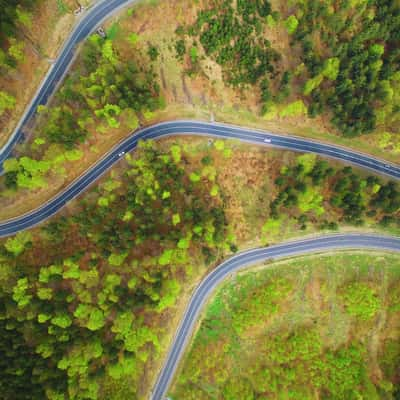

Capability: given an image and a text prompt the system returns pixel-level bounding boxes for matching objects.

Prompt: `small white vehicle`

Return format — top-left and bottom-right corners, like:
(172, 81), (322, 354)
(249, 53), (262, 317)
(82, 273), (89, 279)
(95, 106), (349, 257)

(264, 138), (271, 143)
(118, 151), (125, 157)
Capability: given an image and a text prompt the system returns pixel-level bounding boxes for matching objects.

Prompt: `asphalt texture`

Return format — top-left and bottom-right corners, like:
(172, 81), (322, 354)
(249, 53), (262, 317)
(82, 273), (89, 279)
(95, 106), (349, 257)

(151, 234), (400, 400)
(0, 0), (139, 168)
(0, 2), (399, 399)
(0, 120), (399, 237)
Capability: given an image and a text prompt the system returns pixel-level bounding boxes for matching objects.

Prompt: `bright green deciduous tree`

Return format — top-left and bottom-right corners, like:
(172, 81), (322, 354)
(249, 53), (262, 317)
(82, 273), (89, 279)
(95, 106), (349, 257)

(214, 140), (225, 151)
(369, 43), (385, 58)
(95, 104), (121, 128)
(222, 377), (255, 400)
(108, 252), (128, 266)
(297, 154), (316, 174)
(170, 144), (181, 163)
(0, 90), (16, 116)
(101, 40), (117, 64)
(37, 287), (53, 300)
(128, 33), (139, 45)
(87, 309), (106, 331)
(111, 311), (134, 339)
(322, 57), (340, 81)
(285, 15), (299, 34)
(279, 100), (307, 117)
(5, 231), (32, 256)
(16, 8), (32, 27)
(156, 279), (181, 312)
(12, 277), (32, 308)
(172, 213), (181, 226)
(159, 249), (173, 266)
(303, 74), (323, 95)
(8, 38), (25, 62)
(189, 172), (201, 182)
(124, 325), (159, 353)
(51, 313), (73, 329)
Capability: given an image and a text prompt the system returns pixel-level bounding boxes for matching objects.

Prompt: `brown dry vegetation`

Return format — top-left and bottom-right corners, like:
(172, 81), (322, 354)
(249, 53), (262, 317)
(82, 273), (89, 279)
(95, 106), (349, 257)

(118, 0), (400, 161)
(158, 137), (400, 249)
(0, 0), (96, 147)
(1, 0), (399, 221)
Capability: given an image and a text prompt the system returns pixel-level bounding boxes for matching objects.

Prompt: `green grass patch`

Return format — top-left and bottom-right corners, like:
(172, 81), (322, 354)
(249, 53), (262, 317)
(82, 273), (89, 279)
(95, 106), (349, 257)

(56, 0), (69, 14)
(171, 253), (400, 399)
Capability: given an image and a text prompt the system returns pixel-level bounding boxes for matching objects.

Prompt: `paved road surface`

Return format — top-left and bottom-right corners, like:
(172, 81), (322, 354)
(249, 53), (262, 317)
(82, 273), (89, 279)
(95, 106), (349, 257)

(0, 0), (139, 167)
(0, 120), (399, 237)
(0, 2), (399, 398)
(151, 234), (400, 400)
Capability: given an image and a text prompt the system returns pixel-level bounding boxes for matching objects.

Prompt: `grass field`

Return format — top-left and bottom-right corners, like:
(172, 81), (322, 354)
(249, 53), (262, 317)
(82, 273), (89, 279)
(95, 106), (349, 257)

(171, 252), (400, 399)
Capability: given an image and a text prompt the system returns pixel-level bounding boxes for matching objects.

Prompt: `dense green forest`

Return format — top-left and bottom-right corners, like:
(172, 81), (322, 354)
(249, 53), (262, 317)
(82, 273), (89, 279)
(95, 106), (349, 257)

(176, 0), (282, 93)
(0, 0), (37, 119)
(0, 0), (36, 45)
(2, 33), (163, 191)
(0, 0), (399, 398)
(261, 152), (399, 234)
(0, 136), (399, 399)
(172, 254), (400, 399)
(0, 139), (231, 399)
(269, 154), (400, 228)
(292, 0), (400, 136)
(176, 0), (400, 137)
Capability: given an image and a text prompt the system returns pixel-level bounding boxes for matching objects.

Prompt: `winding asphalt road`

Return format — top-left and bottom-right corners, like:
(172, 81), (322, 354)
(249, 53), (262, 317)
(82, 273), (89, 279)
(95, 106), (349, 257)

(1, 120), (400, 237)
(151, 234), (400, 400)
(0, 0), (139, 167)
(0, 0), (398, 235)
(0, 2), (399, 399)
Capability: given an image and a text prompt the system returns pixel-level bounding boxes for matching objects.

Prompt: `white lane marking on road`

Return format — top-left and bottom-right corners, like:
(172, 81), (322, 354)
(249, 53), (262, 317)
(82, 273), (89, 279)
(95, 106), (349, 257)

(151, 236), (400, 399)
